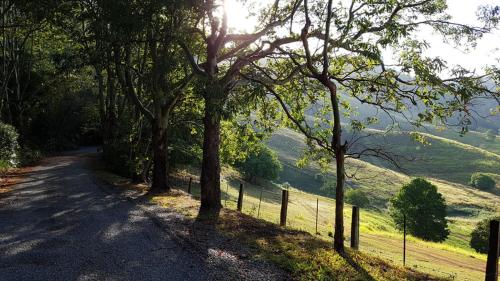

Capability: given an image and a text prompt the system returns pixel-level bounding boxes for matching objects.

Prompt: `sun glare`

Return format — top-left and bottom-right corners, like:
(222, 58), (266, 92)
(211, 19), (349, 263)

(224, 0), (259, 32)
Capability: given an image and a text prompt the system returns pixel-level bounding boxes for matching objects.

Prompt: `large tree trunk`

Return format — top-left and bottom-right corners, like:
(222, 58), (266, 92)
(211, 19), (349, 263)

(199, 95), (222, 217)
(150, 117), (169, 193)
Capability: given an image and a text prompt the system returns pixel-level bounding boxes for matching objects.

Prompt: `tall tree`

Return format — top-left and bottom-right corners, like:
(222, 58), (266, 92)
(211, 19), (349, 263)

(181, 0), (301, 217)
(245, 0), (499, 252)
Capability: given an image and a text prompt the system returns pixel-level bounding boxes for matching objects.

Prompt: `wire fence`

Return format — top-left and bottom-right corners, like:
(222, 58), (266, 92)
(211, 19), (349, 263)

(167, 173), (486, 280)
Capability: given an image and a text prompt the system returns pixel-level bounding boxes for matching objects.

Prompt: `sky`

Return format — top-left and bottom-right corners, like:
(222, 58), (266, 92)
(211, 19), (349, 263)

(224, 0), (500, 72)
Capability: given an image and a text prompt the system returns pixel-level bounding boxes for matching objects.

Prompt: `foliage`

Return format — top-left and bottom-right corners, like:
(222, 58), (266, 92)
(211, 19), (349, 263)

(0, 122), (19, 167)
(470, 216), (500, 255)
(19, 147), (43, 166)
(390, 178), (450, 242)
(237, 146), (282, 183)
(320, 177), (337, 198)
(469, 172), (496, 190)
(345, 189), (370, 208)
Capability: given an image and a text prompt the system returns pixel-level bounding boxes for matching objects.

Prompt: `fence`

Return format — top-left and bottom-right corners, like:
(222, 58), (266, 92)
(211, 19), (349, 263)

(168, 173), (499, 281)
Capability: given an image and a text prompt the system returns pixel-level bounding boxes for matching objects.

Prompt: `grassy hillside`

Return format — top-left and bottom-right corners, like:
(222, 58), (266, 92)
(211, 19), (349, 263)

(166, 166), (494, 281)
(362, 131), (500, 185)
(259, 127), (500, 280)
(267, 129), (499, 213)
(428, 129), (500, 155)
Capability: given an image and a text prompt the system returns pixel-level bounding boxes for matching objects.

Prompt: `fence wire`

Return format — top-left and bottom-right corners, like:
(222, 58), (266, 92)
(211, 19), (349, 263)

(166, 174), (474, 280)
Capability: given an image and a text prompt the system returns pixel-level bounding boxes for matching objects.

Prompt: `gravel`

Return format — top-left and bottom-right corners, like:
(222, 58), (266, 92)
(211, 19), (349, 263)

(0, 149), (290, 281)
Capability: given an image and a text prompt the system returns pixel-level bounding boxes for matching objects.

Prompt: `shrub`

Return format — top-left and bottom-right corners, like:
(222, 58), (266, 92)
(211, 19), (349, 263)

(237, 147), (282, 183)
(320, 177), (336, 197)
(345, 189), (370, 208)
(469, 173), (496, 190)
(0, 160), (10, 175)
(19, 147), (43, 166)
(0, 122), (19, 167)
(390, 178), (450, 242)
(470, 216), (500, 255)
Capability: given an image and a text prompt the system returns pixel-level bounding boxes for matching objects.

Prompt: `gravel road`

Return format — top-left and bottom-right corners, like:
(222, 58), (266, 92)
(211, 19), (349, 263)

(0, 149), (212, 281)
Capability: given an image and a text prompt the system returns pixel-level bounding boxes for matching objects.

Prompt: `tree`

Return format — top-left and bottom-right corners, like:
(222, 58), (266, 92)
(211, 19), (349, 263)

(181, 0), (302, 217)
(390, 178), (449, 242)
(61, 0), (198, 191)
(345, 189), (370, 208)
(245, 0), (499, 252)
(470, 216), (500, 254)
(237, 146), (282, 183)
(470, 172), (496, 190)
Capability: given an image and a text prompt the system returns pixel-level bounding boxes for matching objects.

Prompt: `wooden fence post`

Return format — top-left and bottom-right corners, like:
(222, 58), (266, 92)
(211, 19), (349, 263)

(257, 187), (263, 218)
(351, 206), (360, 250)
(485, 220), (499, 281)
(237, 183), (244, 212)
(315, 198), (319, 235)
(224, 182), (229, 207)
(280, 189), (289, 227)
(403, 213), (407, 266)
(187, 177), (192, 194)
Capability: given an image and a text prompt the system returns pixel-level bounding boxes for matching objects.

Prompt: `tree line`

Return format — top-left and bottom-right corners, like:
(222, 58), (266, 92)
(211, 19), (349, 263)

(1, 0), (499, 253)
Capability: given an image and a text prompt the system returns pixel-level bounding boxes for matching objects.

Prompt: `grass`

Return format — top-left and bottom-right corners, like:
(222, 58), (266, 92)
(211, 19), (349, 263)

(267, 129), (500, 214)
(94, 167), (447, 281)
(90, 126), (499, 280)
(428, 129), (500, 155)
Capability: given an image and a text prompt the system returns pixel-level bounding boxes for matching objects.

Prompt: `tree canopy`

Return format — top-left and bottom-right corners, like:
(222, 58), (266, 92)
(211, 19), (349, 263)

(1, 0), (499, 253)
(390, 178), (450, 242)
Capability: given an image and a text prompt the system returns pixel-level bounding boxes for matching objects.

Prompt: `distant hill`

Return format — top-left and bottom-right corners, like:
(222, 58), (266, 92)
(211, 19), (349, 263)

(267, 128), (500, 215)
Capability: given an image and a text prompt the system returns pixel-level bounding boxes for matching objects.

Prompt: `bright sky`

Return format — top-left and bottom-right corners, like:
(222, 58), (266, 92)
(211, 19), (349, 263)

(224, 0), (500, 72)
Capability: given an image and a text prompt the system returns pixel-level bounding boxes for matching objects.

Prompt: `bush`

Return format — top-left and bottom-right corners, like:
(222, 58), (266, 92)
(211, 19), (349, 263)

(469, 173), (496, 190)
(237, 147), (282, 183)
(19, 147), (43, 166)
(390, 178), (449, 242)
(0, 122), (19, 167)
(0, 160), (10, 175)
(320, 177), (336, 197)
(345, 189), (370, 208)
(470, 216), (500, 255)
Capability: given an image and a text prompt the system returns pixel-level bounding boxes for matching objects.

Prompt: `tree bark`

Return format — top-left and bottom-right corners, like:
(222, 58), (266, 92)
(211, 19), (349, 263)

(150, 117), (169, 193)
(322, 75), (345, 253)
(333, 147), (345, 252)
(199, 94), (222, 217)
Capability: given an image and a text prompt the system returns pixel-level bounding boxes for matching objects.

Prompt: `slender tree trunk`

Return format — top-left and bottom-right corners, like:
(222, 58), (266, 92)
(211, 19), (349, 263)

(199, 94), (222, 217)
(333, 147), (345, 252)
(322, 76), (345, 253)
(150, 117), (169, 193)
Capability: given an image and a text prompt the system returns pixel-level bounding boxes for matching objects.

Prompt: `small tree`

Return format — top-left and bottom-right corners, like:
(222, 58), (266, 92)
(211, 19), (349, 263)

(345, 189), (370, 208)
(390, 178), (449, 242)
(238, 147), (282, 183)
(470, 216), (500, 255)
(470, 173), (496, 190)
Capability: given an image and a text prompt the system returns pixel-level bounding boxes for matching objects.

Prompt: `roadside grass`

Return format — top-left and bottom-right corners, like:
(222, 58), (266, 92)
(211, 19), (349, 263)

(93, 167), (447, 281)
(93, 163), (488, 280)
(213, 171), (488, 281)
